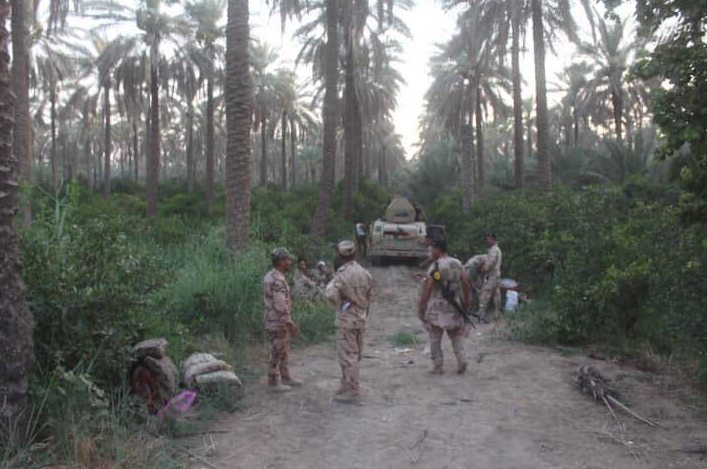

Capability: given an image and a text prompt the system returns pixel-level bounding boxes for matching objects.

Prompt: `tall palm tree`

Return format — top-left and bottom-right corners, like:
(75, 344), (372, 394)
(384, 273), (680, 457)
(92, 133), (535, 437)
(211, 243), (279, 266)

(225, 0), (253, 250)
(578, 14), (641, 143)
(87, 0), (188, 216)
(185, 0), (224, 205)
(250, 41), (280, 187)
(0, 0), (34, 444)
(31, 35), (74, 191)
(311, 0), (339, 238)
(11, 0), (31, 225)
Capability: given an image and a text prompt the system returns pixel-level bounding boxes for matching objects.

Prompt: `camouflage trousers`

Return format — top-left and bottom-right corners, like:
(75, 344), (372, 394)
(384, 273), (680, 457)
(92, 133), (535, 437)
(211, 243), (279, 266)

(479, 277), (501, 320)
(267, 330), (291, 385)
(427, 325), (467, 369)
(337, 325), (365, 396)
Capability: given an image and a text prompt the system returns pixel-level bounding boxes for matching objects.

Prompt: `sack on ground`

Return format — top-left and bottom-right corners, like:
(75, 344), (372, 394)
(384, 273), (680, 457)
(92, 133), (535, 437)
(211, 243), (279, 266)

(131, 338), (168, 359)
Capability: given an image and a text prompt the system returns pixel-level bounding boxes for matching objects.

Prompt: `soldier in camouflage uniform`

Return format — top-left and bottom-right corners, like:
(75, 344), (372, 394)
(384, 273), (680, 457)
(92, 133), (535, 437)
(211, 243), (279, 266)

(325, 241), (373, 403)
(479, 233), (502, 322)
(263, 248), (302, 393)
(418, 239), (472, 374)
(292, 258), (322, 301)
(465, 254), (488, 316)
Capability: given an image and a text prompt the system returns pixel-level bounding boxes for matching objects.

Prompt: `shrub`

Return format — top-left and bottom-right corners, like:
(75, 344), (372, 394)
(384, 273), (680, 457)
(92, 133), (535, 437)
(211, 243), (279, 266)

(427, 183), (707, 374)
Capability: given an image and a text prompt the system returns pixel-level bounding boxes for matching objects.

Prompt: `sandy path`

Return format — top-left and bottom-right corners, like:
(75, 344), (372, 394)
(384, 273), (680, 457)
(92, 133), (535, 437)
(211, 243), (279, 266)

(189, 264), (706, 469)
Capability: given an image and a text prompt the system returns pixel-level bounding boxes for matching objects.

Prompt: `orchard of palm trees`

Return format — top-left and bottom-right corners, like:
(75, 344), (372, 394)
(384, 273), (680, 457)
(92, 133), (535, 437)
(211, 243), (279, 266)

(1, 0), (706, 467)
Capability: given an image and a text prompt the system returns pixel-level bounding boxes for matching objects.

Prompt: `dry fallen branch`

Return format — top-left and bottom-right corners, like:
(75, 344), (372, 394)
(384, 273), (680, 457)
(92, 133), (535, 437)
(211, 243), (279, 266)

(577, 365), (665, 429)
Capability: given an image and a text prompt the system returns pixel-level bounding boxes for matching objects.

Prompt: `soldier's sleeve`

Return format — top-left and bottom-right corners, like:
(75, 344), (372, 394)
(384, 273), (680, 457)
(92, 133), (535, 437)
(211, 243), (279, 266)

(271, 278), (294, 324)
(324, 275), (343, 307)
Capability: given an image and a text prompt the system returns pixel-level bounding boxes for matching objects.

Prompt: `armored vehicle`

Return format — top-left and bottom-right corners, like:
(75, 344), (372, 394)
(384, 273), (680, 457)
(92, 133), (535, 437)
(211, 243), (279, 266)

(368, 197), (429, 264)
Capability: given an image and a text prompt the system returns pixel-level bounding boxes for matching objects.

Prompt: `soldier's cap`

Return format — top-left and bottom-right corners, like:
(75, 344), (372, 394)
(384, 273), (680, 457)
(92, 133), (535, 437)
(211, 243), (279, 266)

(270, 247), (293, 264)
(430, 238), (448, 252)
(316, 260), (326, 268)
(337, 240), (357, 257)
(485, 232), (496, 239)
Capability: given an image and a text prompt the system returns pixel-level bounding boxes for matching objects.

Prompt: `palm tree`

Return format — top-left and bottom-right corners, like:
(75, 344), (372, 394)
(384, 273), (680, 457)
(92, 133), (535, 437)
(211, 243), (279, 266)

(250, 41), (280, 187)
(171, 46), (202, 191)
(0, 0), (34, 444)
(311, 0), (340, 238)
(185, 0), (224, 205)
(225, 0), (253, 250)
(86, 0), (188, 216)
(31, 35), (75, 191)
(578, 14), (642, 143)
(11, 0), (32, 225)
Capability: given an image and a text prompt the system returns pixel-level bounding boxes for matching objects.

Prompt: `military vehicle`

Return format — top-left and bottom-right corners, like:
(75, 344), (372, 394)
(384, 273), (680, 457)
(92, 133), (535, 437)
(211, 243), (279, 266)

(368, 197), (430, 265)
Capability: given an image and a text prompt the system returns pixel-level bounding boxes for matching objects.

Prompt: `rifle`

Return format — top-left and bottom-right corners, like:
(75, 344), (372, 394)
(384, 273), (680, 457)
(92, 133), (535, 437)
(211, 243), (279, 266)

(440, 287), (476, 328)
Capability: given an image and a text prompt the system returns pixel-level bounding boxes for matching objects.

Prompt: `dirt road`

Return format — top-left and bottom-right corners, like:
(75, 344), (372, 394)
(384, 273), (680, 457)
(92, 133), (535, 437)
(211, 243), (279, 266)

(190, 265), (706, 469)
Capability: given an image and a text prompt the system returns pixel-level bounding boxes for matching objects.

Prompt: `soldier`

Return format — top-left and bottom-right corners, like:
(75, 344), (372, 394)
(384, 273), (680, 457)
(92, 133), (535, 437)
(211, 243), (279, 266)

(292, 258), (321, 301)
(465, 254), (488, 314)
(417, 239), (472, 375)
(263, 247), (302, 393)
(479, 233), (502, 322)
(315, 260), (334, 287)
(325, 241), (373, 403)
(355, 222), (368, 257)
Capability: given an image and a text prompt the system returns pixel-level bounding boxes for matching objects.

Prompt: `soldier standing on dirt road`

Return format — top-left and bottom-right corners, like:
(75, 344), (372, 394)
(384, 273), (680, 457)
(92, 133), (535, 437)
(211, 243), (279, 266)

(479, 233), (502, 322)
(325, 240), (374, 404)
(263, 248), (303, 393)
(418, 239), (472, 375)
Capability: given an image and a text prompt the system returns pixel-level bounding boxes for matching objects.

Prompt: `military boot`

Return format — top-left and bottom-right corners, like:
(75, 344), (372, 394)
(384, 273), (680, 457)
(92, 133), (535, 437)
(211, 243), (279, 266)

(282, 377), (303, 387)
(457, 362), (468, 375)
(267, 383), (292, 393)
(333, 393), (361, 404)
(428, 366), (444, 375)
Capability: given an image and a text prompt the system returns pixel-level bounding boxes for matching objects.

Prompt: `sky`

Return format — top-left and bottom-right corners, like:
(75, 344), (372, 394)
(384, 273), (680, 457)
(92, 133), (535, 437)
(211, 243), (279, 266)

(248, 1), (628, 159)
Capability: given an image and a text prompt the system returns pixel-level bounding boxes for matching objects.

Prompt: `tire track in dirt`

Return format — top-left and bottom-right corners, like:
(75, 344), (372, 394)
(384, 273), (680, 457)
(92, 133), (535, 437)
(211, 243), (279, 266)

(189, 264), (707, 469)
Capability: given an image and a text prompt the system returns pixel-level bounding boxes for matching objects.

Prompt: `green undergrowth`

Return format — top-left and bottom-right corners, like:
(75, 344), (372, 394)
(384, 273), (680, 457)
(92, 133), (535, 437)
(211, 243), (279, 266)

(10, 179), (381, 468)
(391, 331), (420, 347)
(427, 180), (707, 382)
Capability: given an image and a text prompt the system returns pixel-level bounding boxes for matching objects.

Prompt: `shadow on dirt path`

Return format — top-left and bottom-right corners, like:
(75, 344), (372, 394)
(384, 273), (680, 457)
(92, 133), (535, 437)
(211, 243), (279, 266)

(188, 265), (706, 469)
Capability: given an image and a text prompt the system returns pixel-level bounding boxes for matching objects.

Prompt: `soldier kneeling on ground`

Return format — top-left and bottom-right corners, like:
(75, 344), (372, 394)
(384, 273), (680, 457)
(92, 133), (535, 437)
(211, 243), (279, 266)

(417, 239), (472, 375)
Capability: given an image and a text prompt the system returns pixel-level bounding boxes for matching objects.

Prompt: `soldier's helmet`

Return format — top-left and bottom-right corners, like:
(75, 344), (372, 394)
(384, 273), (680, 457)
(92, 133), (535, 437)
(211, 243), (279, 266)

(270, 247), (293, 264)
(337, 240), (356, 257)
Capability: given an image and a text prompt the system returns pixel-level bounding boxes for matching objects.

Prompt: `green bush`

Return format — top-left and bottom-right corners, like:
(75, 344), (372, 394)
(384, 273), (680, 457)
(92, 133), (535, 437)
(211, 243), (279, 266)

(427, 184), (707, 372)
(22, 190), (165, 387)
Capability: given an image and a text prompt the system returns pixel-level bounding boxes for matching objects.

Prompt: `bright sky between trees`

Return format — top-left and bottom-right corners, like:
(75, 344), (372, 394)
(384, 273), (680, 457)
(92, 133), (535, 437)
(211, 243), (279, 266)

(250, 0), (633, 159)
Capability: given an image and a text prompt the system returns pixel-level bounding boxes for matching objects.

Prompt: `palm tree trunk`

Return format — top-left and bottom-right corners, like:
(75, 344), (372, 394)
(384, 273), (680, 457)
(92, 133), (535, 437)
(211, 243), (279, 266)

(225, 0), (253, 251)
(290, 117), (297, 187)
(611, 90), (623, 142)
(103, 79), (111, 198)
(11, 0), (31, 226)
(205, 71), (215, 206)
(511, 13), (524, 188)
(461, 122), (476, 214)
(476, 86), (484, 190)
(259, 112), (267, 187)
(531, 0), (551, 192)
(379, 143), (387, 187)
(311, 0), (340, 238)
(0, 0), (34, 443)
(281, 110), (287, 189)
(342, 32), (356, 220)
(50, 85), (58, 192)
(146, 61), (160, 217)
(573, 105), (579, 146)
(132, 121), (139, 180)
(186, 104), (194, 191)
(84, 131), (92, 189)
